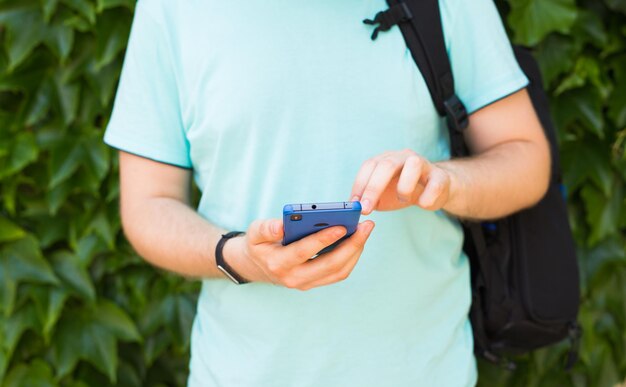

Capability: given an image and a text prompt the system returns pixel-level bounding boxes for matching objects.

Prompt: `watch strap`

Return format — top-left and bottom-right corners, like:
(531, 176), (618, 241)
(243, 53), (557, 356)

(215, 231), (249, 284)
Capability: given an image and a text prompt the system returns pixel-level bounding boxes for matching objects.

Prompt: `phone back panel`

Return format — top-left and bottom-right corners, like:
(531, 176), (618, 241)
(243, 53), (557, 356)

(282, 201), (361, 245)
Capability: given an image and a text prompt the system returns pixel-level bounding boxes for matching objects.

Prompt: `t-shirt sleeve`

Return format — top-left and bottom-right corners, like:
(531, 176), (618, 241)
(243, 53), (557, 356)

(443, 0), (529, 114)
(104, 1), (191, 168)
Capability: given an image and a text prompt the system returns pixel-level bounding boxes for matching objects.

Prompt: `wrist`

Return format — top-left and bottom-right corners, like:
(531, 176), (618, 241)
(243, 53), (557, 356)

(222, 235), (265, 283)
(436, 161), (467, 216)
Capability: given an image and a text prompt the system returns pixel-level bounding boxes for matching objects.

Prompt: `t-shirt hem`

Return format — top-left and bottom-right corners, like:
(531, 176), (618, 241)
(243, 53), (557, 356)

(104, 133), (193, 169)
(464, 75), (529, 114)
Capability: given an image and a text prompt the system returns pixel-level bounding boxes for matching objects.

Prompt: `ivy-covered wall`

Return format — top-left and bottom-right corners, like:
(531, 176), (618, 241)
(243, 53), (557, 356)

(0, 0), (624, 386)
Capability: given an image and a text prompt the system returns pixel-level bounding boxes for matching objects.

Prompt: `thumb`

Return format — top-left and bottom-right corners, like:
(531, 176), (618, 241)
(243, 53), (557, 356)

(248, 219), (284, 244)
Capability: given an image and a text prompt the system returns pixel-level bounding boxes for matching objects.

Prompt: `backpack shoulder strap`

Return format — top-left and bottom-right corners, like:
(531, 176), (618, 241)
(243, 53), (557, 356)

(365, 0), (469, 157)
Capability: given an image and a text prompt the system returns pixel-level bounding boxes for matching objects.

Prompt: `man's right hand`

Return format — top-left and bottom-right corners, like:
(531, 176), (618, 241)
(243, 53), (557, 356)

(224, 219), (375, 291)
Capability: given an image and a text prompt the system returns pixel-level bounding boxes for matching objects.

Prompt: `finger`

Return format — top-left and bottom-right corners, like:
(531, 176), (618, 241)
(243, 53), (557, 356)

(289, 221), (375, 286)
(418, 168), (450, 210)
(282, 225), (348, 267)
(396, 155), (426, 202)
(350, 159), (378, 201)
(297, 249), (361, 290)
(360, 156), (404, 214)
(247, 219), (284, 245)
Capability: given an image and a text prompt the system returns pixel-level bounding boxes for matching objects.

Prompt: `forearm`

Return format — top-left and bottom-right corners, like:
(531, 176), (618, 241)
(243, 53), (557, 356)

(437, 139), (550, 220)
(121, 196), (228, 278)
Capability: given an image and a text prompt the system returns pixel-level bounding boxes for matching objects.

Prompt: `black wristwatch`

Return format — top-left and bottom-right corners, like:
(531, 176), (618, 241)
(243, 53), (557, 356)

(215, 231), (249, 284)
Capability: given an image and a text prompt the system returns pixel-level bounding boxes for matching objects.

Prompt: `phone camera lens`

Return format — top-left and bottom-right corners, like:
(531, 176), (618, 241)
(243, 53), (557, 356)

(290, 214), (302, 221)
(312, 205), (317, 209)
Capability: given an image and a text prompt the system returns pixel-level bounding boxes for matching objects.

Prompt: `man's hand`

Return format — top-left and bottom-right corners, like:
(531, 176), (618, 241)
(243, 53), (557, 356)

(225, 219), (375, 291)
(350, 149), (453, 215)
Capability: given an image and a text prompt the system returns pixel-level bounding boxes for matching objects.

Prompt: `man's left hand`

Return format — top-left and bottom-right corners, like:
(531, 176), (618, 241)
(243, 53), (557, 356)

(350, 149), (454, 215)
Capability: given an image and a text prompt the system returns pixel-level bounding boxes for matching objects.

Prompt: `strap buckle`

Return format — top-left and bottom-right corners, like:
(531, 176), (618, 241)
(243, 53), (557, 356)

(443, 94), (469, 133)
(363, 3), (413, 40)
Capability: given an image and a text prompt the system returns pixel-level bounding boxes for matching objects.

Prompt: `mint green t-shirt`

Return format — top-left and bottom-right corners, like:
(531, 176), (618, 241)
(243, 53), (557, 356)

(104, 0), (528, 385)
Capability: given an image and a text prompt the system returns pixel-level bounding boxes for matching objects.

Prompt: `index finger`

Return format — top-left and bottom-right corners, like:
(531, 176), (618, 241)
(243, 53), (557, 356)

(282, 226), (348, 266)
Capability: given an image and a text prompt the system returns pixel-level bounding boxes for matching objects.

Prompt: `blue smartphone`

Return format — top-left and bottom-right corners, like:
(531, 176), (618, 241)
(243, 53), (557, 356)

(282, 201), (362, 257)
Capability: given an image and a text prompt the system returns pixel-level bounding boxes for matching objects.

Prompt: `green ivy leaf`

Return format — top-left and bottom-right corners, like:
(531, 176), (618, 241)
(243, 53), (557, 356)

(580, 237), (626, 284)
(571, 10), (609, 49)
(552, 86), (604, 138)
(42, 288), (68, 343)
(1, 304), (40, 356)
(0, 349), (8, 385)
(85, 57), (122, 106)
(40, 0), (60, 22)
(61, 0), (96, 24)
(605, 0), (626, 15)
(94, 300), (142, 342)
(96, 0), (134, 12)
(561, 139), (613, 195)
(581, 181), (623, 246)
(535, 34), (578, 87)
(0, 216), (26, 243)
(94, 8), (132, 69)
(608, 55), (626, 128)
(52, 309), (118, 382)
(508, 0), (578, 46)
(49, 140), (84, 188)
(43, 19), (75, 63)
(4, 360), (56, 387)
(0, 132), (39, 179)
(52, 300), (140, 382)
(140, 294), (194, 352)
(53, 74), (80, 126)
(51, 251), (96, 302)
(0, 236), (59, 285)
(0, 274), (16, 317)
(0, 7), (47, 71)
(84, 132), (110, 183)
(87, 208), (115, 248)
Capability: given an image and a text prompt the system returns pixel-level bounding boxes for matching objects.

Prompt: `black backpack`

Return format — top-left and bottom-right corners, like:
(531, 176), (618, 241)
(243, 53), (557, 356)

(363, 0), (582, 369)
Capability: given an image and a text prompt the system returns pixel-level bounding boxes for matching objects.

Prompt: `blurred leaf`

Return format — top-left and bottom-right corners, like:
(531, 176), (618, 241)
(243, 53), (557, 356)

(0, 132), (39, 179)
(42, 288), (68, 343)
(94, 300), (142, 342)
(61, 0), (96, 24)
(554, 57), (603, 96)
(49, 140), (84, 188)
(608, 55), (626, 128)
(0, 216), (26, 243)
(43, 19), (75, 63)
(4, 359), (55, 387)
(581, 181), (623, 246)
(40, 0), (59, 22)
(94, 9), (132, 69)
(0, 273), (16, 317)
(571, 10), (609, 48)
(0, 236), (59, 285)
(581, 237), (626, 282)
(1, 304), (39, 356)
(536, 34), (577, 87)
(96, 0), (135, 12)
(52, 308), (117, 381)
(561, 139), (613, 195)
(508, 0), (578, 46)
(605, 0), (626, 15)
(87, 208), (114, 248)
(552, 86), (604, 138)
(0, 7), (47, 71)
(51, 251), (96, 302)
(140, 294), (194, 352)
(0, 349), (7, 385)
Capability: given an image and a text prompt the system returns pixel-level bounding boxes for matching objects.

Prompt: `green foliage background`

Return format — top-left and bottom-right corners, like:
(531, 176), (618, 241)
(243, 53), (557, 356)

(0, 0), (624, 385)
